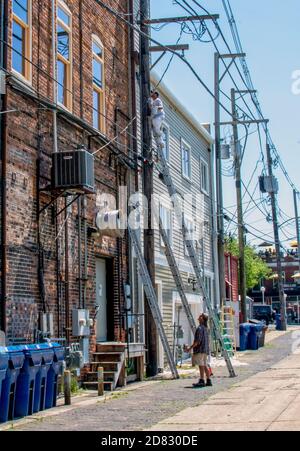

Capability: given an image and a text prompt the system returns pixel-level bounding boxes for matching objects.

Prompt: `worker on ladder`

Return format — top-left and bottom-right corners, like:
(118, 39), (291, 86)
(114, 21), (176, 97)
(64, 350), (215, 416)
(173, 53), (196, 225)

(150, 90), (165, 149)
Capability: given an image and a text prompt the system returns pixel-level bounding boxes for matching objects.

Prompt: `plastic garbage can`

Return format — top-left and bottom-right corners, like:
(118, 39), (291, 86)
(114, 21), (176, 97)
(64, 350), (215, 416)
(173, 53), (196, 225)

(248, 323), (263, 350)
(33, 343), (54, 413)
(276, 313), (282, 331)
(0, 346), (25, 423)
(249, 319), (268, 348)
(239, 323), (251, 351)
(14, 345), (42, 418)
(0, 347), (9, 409)
(45, 343), (65, 409)
(259, 325), (268, 348)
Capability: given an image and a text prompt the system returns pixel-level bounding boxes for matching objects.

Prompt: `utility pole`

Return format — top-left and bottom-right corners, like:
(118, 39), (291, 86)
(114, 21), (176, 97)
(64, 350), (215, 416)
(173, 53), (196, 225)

(266, 144), (287, 331)
(214, 52), (246, 307)
(231, 89), (247, 322)
(140, 0), (158, 376)
(293, 189), (300, 272)
(214, 53), (226, 308)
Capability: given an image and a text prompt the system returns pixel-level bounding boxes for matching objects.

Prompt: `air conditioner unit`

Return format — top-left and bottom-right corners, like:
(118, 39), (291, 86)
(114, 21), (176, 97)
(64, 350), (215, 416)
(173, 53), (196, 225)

(52, 149), (95, 194)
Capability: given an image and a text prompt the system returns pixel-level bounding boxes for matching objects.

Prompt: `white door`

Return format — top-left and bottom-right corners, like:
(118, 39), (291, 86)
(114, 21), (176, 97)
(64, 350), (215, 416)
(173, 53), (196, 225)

(96, 259), (107, 342)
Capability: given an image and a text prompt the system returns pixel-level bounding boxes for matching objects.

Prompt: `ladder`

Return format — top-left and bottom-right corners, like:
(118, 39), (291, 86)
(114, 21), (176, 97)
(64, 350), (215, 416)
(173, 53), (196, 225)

(221, 305), (237, 357)
(128, 225), (179, 379)
(157, 214), (197, 335)
(157, 148), (237, 378)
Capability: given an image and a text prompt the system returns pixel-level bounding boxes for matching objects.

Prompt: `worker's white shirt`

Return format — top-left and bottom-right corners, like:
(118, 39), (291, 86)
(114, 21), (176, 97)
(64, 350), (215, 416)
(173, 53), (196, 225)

(151, 98), (165, 116)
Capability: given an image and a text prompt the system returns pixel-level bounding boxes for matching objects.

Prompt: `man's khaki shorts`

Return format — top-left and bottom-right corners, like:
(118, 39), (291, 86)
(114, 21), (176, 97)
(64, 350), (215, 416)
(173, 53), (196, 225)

(192, 353), (208, 367)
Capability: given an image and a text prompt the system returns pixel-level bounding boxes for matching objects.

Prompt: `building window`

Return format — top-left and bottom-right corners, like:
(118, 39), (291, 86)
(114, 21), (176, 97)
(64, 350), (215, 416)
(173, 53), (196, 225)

(184, 216), (194, 257)
(12, 0), (31, 80)
(161, 124), (170, 161)
(160, 204), (172, 248)
(57, 1), (72, 109)
(92, 36), (105, 133)
(200, 159), (209, 195)
(204, 276), (212, 302)
(181, 139), (191, 180)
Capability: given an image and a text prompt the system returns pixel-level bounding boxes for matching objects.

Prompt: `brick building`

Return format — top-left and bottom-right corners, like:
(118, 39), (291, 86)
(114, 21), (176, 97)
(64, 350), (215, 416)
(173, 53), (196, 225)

(0, 0), (136, 354)
(224, 252), (239, 303)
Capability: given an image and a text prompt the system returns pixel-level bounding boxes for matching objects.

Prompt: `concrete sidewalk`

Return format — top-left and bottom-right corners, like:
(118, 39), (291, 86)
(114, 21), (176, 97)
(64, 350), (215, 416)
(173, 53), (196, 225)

(147, 348), (300, 431)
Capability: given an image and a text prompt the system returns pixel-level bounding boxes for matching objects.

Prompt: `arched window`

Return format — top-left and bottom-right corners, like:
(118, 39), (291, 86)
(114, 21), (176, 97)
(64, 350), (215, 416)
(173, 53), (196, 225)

(57, 0), (72, 110)
(12, 0), (32, 81)
(92, 35), (105, 133)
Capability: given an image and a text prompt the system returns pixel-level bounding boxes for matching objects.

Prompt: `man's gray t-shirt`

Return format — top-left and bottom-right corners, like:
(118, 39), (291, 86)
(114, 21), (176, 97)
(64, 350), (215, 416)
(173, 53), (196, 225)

(194, 325), (209, 354)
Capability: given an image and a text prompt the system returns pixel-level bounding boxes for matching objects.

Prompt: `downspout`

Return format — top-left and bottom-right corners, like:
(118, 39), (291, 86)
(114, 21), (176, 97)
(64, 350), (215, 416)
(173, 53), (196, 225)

(0, 0), (8, 333)
(65, 200), (70, 345)
(77, 197), (82, 309)
(52, 0), (58, 153)
(52, 0), (63, 337)
(128, 0), (140, 344)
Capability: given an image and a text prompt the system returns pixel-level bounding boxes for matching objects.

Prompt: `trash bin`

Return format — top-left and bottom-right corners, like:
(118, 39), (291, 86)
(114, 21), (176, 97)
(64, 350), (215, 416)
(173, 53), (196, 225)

(14, 345), (42, 418)
(249, 319), (268, 348)
(276, 313), (282, 331)
(0, 346), (25, 423)
(248, 323), (264, 350)
(259, 325), (268, 348)
(239, 323), (251, 351)
(33, 343), (54, 413)
(45, 343), (65, 409)
(0, 347), (9, 407)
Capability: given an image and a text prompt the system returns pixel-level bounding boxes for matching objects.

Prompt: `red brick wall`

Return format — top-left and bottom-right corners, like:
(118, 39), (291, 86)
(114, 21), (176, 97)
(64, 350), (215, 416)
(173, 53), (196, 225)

(1, 0), (131, 346)
(225, 253), (239, 302)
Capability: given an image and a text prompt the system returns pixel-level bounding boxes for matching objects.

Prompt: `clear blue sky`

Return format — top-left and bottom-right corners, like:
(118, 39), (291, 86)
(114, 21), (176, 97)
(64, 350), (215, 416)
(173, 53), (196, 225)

(150, 0), (300, 247)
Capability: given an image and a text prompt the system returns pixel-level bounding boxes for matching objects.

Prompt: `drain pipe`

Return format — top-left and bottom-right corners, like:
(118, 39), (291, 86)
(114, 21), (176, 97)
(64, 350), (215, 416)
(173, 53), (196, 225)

(0, 0), (8, 333)
(52, 0), (58, 153)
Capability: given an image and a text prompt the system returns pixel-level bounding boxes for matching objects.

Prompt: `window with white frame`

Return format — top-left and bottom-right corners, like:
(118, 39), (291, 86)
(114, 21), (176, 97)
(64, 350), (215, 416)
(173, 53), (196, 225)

(181, 140), (191, 180)
(200, 159), (209, 195)
(204, 276), (212, 302)
(184, 215), (194, 257)
(92, 36), (105, 133)
(12, 0), (31, 81)
(161, 124), (170, 161)
(160, 204), (172, 247)
(57, 1), (72, 110)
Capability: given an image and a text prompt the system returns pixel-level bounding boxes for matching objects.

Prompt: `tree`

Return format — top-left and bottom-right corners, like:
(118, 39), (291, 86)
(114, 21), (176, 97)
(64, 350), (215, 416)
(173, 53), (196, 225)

(225, 237), (271, 290)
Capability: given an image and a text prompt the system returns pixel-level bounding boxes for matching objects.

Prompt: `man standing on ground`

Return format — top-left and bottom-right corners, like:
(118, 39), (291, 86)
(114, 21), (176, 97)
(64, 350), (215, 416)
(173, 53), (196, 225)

(187, 313), (212, 388)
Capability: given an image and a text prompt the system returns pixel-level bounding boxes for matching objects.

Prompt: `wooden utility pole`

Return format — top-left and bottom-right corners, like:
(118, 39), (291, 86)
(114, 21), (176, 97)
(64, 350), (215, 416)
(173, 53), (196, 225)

(140, 0), (158, 376)
(293, 190), (300, 272)
(214, 53), (226, 307)
(266, 144), (287, 331)
(231, 89), (247, 322)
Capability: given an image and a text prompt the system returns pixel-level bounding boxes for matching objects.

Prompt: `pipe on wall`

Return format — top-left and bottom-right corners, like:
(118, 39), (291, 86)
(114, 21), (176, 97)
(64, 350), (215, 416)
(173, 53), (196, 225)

(0, 0), (8, 333)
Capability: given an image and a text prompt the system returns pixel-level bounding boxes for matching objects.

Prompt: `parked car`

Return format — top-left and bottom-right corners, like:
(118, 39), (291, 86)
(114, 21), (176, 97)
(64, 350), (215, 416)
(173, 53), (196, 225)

(253, 304), (275, 325)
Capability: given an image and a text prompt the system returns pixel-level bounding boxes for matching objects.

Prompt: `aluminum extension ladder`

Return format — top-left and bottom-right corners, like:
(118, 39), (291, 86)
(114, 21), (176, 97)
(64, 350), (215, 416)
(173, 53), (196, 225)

(128, 225), (179, 379)
(157, 148), (237, 378)
(157, 214), (197, 335)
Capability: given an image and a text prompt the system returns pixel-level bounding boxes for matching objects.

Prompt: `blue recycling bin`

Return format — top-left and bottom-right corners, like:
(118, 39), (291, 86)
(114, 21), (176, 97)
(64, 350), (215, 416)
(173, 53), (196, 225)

(33, 344), (54, 413)
(0, 346), (25, 423)
(239, 323), (251, 351)
(276, 313), (282, 331)
(45, 343), (65, 409)
(14, 345), (42, 419)
(0, 348), (9, 408)
(249, 323), (264, 350)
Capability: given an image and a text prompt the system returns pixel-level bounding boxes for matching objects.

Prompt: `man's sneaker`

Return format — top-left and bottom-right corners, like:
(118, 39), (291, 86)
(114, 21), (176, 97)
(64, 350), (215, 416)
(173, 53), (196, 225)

(206, 379), (213, 387)
(193, 379), (206, 388)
